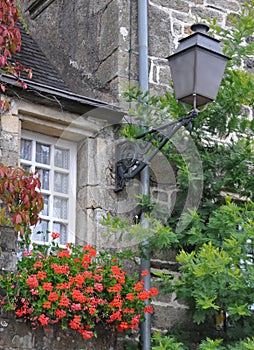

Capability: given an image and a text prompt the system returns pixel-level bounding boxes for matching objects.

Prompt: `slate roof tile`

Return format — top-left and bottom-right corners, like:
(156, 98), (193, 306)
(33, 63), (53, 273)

(12, 23), (71, 92)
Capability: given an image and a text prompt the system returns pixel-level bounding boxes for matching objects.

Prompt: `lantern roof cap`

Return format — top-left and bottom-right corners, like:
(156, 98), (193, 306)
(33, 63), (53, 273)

(168, 23), (228, 60)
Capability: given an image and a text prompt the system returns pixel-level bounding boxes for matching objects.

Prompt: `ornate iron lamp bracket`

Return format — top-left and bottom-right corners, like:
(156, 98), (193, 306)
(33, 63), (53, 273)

(115, 110), (198, 192)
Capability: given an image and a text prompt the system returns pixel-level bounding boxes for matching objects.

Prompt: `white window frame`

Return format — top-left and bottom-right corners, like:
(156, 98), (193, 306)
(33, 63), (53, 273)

(20, 130), (77, 246)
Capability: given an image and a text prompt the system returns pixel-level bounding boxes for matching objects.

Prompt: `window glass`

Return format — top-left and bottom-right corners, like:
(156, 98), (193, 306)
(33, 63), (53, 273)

(36, 168), (50, 190)
(21, 139), (32, 161)
(20, 131), (77, 246)
(42, 195), (49, 216)
(53, 222), (68, 245)
(54, 147), (69, 169)
(53, 197), (68, 219)
(54, 172), (68, 194)
(32, 220), (49, 243)
(36, 143), (50, 164)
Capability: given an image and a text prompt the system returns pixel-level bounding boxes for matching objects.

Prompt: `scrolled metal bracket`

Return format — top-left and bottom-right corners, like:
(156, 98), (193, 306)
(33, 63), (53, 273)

(114, 110), (199, 192)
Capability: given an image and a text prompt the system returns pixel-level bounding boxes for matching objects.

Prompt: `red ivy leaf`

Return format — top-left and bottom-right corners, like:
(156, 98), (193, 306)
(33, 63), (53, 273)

(14, 213), (22, 224)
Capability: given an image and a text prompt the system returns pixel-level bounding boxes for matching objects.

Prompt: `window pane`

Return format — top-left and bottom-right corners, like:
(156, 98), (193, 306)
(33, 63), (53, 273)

(32, 220), (49, 243)
(21, 139), (32, 161)
(36, 143), (50, 164)
(21, 164), (32, 172)
(53, 222), (68, 245)
(42, 195), (49, 216)
(53, 197), (68, 219)
(54, 148), (69, 169)
(54, 172), (68, 194)
(36, 168), (50, 190)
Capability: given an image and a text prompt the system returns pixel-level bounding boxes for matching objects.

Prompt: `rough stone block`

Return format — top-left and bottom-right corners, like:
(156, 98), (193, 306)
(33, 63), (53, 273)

(1, 115), (19, 134)
(90, 0), (113, 14)
(0, 227), (17, 272)
(152, 0), (190, 13)
(158, 64), (171, 86)
(206, 0), (239, 12)
(150, 152), (176, 185)
(152, 303), (188, 330)
(0, 227), (17, 252)
(99, 1), (119, 61)
(190, 6), (225, 24)
(0, 251), (17, 272)
(148, 6), (174, 57)
(118, 50), (139, 81)
(152, 249), (178, 262)
(97, 50), (119, 86)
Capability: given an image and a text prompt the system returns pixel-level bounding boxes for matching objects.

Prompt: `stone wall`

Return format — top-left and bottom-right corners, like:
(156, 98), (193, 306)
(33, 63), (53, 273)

(22, 0), (241, 104)
(0, 0), (246, 349)
(0, 111), (20, 285)
(0, 314), (123, 350)
(0, 112), (20, 166)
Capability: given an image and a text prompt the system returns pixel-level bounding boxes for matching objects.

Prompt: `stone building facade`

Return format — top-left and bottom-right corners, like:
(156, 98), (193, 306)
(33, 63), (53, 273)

(22, 0), (241, 103)
(0, 0), (245, 349)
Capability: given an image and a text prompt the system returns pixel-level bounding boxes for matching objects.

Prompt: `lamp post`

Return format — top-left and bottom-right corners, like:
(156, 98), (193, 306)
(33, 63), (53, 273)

(115, 23), (229, 350)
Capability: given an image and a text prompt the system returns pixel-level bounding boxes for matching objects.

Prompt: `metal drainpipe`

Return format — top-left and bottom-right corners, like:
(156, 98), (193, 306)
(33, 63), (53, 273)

(138, 0), (151, 349)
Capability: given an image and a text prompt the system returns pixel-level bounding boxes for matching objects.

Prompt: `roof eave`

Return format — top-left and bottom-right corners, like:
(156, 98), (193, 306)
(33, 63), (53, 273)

(1, 75), (124, 124)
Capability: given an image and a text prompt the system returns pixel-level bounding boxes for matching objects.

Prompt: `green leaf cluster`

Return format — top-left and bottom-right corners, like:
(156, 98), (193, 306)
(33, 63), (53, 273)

(152, 335), (254, 350)
(120, 2), (254, 348)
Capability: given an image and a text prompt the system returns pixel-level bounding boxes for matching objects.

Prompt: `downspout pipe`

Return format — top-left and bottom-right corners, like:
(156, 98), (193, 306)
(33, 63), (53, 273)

(138, 0), (149, 92)
(138, 1), (151, 349)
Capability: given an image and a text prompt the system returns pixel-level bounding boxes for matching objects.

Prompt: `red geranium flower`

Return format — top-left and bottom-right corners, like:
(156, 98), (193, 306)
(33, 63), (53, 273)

(141, 270), (149, 276)
(43, 301), (51, 309)
(94, 283), (103, 292)
(144, 305), (153, 313)
(134, 281), (144, 292)
(48, 292), (58, 302)
(79, 329), (94, 339)
(42, 282), (53, 291)
(150, 287), (158, 296)
(55, 308), (66, 319)
(126, 293), (135, 302)
(85, 287), (94, 294)
(137, 290), (150, 301)
(57, 250), (70, 258)
(83, 245), (96, 256)
(52, 232), (60, 239)
(38, 314), (50, 326)
(108, 283), (122, 293)
(26, 275), (39, 289)
(69, 315), (81, 329)
(59, 293), (70, 307)
(33, 261), (43, 269)
(37, 271), (47, 280)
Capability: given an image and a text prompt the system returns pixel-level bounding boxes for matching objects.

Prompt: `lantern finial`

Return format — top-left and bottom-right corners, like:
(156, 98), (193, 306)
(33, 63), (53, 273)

(191, 23), (210, 34)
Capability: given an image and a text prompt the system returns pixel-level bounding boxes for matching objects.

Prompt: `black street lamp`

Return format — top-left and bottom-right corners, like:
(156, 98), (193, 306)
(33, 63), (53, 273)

(115, 23), (229, 192)
(167, 23), (229, 108)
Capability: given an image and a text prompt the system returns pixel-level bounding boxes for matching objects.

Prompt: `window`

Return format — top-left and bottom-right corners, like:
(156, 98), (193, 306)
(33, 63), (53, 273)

(20, 131), (77, 246)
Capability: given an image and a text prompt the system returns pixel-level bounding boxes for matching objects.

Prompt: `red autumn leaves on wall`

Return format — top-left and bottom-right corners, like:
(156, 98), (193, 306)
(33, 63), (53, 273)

(0, 164), (43, 237)
(0, 0), (32, 111)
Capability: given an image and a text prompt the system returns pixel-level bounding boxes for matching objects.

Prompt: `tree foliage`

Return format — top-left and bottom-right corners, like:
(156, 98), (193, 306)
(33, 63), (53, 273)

(123, 1), (254, 348)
